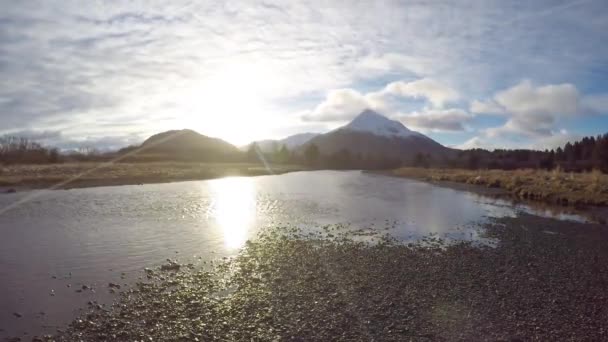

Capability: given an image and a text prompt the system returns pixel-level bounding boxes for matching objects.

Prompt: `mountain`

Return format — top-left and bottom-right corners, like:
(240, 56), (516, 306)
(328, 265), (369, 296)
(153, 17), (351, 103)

(282, 133), (320, 148)
(341, 109), (421, 138)
(133, 129), (241, 161)
(246, 132), (320, 153)
(301, 109), (454, 161)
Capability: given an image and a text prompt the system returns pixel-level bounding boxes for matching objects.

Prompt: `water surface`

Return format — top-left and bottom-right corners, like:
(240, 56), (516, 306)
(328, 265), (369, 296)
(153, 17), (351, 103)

(0, 170), (587, 338)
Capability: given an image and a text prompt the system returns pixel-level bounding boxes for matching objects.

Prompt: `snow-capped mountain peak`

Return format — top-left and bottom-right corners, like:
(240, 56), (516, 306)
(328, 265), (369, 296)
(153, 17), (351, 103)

(340, 109), (417, 138)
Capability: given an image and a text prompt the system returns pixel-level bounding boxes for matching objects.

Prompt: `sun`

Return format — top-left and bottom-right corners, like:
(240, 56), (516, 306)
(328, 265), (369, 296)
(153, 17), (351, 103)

(176, 62), (278, 145)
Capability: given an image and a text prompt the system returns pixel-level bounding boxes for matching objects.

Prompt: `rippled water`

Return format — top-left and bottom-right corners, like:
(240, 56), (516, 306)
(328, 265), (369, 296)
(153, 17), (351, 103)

(0, 170), (587, 338)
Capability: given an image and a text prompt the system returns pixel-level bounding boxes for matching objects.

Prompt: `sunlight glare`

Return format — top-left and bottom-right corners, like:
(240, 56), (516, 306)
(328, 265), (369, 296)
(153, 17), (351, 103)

(209, 177), (256, 249)
(177, 62), (279, 145)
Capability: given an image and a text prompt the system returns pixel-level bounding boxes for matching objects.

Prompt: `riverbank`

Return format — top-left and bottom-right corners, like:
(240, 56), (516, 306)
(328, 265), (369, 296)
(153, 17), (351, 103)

(44, 215), (608, 341)
(0, 162), (307, 191)
(386, 167), (608, 207)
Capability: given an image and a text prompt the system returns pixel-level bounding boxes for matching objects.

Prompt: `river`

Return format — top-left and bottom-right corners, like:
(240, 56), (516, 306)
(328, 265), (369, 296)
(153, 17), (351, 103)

(0, 170), (588, 338)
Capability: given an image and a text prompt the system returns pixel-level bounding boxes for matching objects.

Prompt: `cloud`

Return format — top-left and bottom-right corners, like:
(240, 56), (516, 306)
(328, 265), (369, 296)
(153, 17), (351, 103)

(399, 108), (472, 132)
(57, 135), (144, 151)
(301, 78), (459, 122)
(355, 53), (436, 78)
(458, 130), (581, 151)
(1, 1), (608, 147)
(535, 130), (581, 150)
(301, 89), (372, 122)
(473, 80), (585, 138)
(456, 137), (495, 150)
(0, 129), (143, 151)
(472, 80), (582, 118)
(383, 78), (459, 108)
(494, 80), (580, 118)
(470, 99), (505, 115)
(2, 130), (63, 142)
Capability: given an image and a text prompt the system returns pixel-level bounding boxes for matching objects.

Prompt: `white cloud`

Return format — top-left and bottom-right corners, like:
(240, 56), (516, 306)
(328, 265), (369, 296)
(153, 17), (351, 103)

(355, 53), (436, 77)
(0, 129), (144, 151)
(534, 130), (581, 150)
(384, 78), (459, 108)
(473, 80), (582, 119)
(301, 89), (372, 122)
(473, 80), (585, 138)
(399, 108), (472, 132)
(1, 1), (608, 147)
(1, 130), (63, 142)
(458, 130), (582, 151)
(494, 80), (580, 118)
(456, 137), (495, 150)
(485, 118), (555, 138)
(301, 78), (460, 123)
(470, 99), (505, 115)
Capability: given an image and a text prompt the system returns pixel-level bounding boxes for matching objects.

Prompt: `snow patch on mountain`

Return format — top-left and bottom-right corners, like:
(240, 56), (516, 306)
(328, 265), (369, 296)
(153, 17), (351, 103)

(338, 109), (419, 138)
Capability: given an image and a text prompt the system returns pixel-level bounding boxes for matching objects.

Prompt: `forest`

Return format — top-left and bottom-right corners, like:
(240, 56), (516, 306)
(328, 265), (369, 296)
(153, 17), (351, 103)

(441, 134), (608, 172)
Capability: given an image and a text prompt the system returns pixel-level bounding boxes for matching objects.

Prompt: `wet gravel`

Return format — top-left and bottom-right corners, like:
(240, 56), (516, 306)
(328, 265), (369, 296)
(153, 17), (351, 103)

(25, 215), (608, 341)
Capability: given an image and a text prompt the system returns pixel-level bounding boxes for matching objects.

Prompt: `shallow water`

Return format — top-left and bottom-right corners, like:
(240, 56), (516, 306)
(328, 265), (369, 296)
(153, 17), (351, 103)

(0, 170), (588, 338)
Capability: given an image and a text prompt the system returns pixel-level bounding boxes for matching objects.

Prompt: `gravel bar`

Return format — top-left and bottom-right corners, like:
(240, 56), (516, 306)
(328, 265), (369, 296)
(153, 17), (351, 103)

(24, 215), (608, 341)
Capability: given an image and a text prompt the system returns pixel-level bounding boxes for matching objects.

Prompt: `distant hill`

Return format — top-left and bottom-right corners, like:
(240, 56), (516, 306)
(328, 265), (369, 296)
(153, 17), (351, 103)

(245, 132), (319, 153)
(301, 110), (454, 162)
(117, 112), (454, 165)
(126, 129), (241, 162)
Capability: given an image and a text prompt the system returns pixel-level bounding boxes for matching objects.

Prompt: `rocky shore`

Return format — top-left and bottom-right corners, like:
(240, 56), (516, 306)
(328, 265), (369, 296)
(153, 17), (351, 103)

(23, 215), (608, 341)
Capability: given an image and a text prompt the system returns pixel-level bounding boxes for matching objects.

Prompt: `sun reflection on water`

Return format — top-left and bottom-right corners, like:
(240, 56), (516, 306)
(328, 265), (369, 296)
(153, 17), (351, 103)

(209, 177), (256, 249)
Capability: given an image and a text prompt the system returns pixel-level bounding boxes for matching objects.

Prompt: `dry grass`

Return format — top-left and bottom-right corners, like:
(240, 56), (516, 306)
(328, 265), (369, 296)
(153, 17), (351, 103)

(391, 167), (608, 206)
(0, 162), (306, 190)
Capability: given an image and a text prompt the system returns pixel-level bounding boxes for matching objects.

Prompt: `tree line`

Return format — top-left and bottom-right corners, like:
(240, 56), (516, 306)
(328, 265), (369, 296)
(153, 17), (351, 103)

(3, 132), (608, 173)
(0, 135), (117, 164)
(246, 133), (608, 173)
(442, 133), (608, 172)
(0, 136), (59, 164)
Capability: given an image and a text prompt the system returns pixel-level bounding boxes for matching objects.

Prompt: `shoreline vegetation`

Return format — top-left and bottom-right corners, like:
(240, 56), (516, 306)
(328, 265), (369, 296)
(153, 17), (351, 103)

(0, 162), (307, 191)
(387, 167), (608, 207)
(3, 162), (608, 210)
(45, 215), (608, 341)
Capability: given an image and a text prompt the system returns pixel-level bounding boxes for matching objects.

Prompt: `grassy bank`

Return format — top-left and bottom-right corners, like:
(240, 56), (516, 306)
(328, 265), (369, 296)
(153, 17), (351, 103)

(45, 216), (608, 341)
(0, 162), (306, 190)
(389, 167), (608, 206)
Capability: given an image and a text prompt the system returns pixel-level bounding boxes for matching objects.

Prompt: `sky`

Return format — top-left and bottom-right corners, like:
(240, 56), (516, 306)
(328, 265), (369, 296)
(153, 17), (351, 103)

(1, 0), (607, 150)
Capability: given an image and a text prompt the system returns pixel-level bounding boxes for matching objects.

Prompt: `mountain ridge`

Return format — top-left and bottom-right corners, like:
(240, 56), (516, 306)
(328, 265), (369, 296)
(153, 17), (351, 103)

(133, 129), (241, 161)
(244, 132), (320, 153)
(301, 109), (454, 161)
(337, 109), (421, 138)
